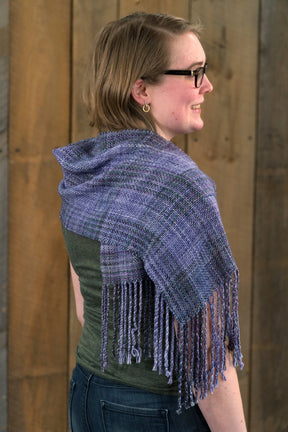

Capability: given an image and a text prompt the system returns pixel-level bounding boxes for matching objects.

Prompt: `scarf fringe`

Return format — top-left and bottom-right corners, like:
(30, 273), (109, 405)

(100, 272), (243, 413)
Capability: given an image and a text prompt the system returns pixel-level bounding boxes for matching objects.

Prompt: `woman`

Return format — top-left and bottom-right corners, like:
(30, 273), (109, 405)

(54, 12), (247, 432)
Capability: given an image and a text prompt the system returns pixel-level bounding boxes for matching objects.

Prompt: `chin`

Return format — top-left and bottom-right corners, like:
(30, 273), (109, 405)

(186, 126), (203, 135)
(190, 120), (204, 132)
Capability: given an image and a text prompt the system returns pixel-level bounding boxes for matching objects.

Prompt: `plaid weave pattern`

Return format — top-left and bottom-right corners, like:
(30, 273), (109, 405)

(54, 129), (243, 412)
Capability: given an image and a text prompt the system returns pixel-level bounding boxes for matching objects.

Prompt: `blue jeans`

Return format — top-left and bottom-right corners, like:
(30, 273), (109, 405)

(68, 363), (211, 432)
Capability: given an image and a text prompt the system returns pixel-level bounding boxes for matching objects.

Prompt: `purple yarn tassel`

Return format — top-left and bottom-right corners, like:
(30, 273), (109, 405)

(100, 270), (243, 414)
(100, 284), (110, 371)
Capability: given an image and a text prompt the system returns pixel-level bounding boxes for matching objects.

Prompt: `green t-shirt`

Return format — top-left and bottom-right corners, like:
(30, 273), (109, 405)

(62, 226), (177, 395)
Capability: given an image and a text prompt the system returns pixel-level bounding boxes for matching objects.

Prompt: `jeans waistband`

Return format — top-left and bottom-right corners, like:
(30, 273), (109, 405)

(75, 362), (143, 390)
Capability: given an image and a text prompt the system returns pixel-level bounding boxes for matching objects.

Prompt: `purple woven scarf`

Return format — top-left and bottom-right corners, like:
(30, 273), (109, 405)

(53, 129), (243, 412)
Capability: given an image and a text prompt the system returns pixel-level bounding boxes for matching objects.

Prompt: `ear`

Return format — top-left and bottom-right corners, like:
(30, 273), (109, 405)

(131, 79), (150, 105)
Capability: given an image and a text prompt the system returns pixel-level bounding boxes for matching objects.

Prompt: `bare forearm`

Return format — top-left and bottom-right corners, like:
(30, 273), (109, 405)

(70, 262), (85, 326)
(198, 354), (247, 432)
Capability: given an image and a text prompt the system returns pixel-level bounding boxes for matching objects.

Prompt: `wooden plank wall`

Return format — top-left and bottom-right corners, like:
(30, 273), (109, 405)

(188, 0), (258, 416)
(250, 0), (288, 430)
(0, 0), (9, 430)
(6, 0), (288, 431)
(8, 1), (71, 431)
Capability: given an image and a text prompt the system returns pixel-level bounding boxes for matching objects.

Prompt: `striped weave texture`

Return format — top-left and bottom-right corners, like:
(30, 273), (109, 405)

(53, 129), (243, 412)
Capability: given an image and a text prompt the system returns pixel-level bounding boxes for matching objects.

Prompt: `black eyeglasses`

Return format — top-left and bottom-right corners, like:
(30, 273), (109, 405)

(163, 62), (208, 88)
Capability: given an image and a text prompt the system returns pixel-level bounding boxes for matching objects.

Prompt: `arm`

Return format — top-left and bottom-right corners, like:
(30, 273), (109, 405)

(70, 262), (85, 327)
(175, 293), (247, 432)
(198, 293), (246, 431)
(198, 350), (247, 432)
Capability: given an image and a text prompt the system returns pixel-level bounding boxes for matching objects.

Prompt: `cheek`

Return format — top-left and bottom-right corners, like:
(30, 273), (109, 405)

(171, 111), (180, 121)
(151, 84), (196, 121)
(174, 88), (196, 107)
(169, 96), (193, 119)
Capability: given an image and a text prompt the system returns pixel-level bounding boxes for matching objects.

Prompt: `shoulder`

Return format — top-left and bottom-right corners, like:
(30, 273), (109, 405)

(135, 135), (216, 197)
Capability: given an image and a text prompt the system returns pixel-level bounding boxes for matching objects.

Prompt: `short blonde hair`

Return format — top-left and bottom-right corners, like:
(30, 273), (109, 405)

(84, 12), (201, 132)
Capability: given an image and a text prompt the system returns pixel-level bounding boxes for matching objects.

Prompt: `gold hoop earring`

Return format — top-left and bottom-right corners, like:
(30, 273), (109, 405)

(142, 103), (150, 113)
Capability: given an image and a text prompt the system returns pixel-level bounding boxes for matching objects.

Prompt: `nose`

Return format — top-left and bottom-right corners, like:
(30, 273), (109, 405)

(201, 74), (213, 93)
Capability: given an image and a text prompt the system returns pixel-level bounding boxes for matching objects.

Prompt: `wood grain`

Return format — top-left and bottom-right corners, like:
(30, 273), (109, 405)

(8, 0), (71, 430)
(187, 0), (259, 418)
(71, 0), (118, 143)
(120, 0), (189, 19)
(250, 0), (288, 430)
(0, 0), (9, 429)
